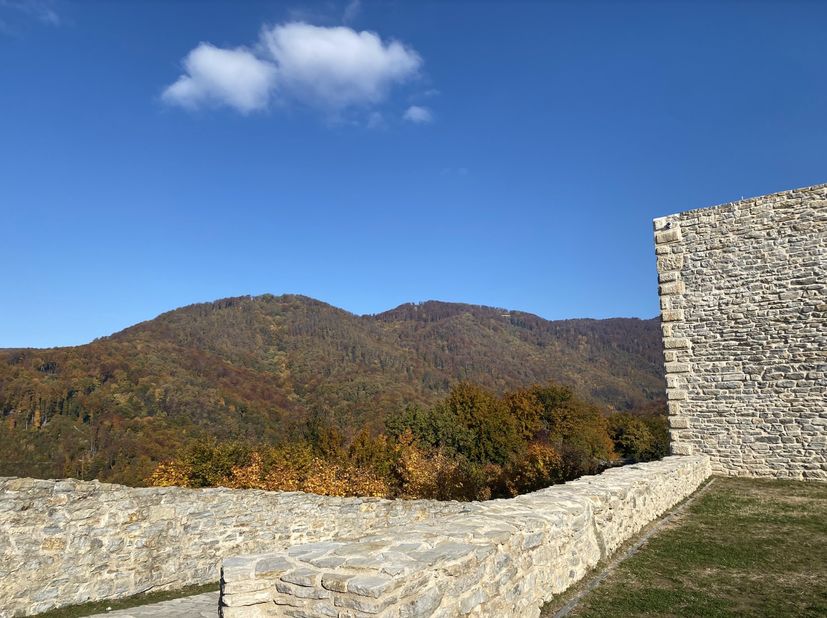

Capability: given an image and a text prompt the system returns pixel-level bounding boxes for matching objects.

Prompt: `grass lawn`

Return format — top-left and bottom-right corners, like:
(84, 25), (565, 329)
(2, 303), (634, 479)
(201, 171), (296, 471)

(544, 477), (827, 618)
(32, 583), (218, 618)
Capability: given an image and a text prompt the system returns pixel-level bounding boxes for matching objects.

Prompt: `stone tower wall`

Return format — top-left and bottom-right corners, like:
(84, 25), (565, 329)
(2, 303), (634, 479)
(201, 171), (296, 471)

(654, 184), (826, 478)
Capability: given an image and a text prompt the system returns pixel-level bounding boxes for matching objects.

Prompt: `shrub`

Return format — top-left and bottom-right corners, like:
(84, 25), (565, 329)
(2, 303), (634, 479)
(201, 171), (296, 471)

(608, 411), (670, 462)
(501, 442), (565, 496)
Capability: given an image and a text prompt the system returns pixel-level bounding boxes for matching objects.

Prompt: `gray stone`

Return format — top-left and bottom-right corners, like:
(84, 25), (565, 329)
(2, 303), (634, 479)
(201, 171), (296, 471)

(347, 574), (396, 598)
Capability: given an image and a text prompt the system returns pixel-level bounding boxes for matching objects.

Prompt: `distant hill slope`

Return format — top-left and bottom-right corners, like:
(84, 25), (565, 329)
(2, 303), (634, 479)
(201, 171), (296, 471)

(0, 294), (664, 484)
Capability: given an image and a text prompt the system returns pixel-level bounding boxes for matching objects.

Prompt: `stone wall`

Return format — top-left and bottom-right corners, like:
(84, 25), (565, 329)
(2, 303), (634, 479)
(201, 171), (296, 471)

(654, 183), (827, 479)
(219, 455), (711, 617)
(0, 478), (465, 617)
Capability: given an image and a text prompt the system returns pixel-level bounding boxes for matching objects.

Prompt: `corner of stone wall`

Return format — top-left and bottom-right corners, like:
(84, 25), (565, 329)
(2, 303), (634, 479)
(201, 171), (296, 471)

(220, 554), (284, 617)
(218, 456), (713, 618)
(653, 215), (693, 456)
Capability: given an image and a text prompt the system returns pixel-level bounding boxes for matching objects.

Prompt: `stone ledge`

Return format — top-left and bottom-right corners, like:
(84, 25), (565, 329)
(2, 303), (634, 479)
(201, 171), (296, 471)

(220, 456), (712, 618)
(0, 479), (468, 617)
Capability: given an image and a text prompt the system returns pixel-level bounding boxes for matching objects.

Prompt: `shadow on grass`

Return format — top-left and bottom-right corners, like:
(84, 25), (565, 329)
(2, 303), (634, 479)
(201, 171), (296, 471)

(33, 583), (218, 618)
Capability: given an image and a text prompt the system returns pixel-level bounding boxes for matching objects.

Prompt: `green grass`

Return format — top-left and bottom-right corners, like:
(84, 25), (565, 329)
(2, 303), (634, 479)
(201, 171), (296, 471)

(547, 477), (827, 618)
(32, 583), (218, 618)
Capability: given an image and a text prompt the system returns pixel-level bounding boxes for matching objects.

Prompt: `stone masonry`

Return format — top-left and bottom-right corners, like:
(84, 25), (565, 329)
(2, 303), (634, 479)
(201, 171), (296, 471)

(0, 456), (712, 617)
(0, 478), (465, 617)
(654, 183), (827, 478)
(218, 455), (711, 617)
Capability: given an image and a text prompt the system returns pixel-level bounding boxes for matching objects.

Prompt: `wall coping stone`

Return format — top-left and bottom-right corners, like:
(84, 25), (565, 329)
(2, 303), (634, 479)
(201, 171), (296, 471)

(219, 455), (712, 617)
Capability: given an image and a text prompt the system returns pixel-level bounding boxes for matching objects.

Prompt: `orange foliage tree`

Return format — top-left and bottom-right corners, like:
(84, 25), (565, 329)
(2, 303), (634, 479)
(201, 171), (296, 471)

(147, 381), (663, 501)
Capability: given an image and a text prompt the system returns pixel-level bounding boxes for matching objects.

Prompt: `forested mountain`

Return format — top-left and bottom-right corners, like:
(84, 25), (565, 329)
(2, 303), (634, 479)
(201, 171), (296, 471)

(0, 294), (665, 484)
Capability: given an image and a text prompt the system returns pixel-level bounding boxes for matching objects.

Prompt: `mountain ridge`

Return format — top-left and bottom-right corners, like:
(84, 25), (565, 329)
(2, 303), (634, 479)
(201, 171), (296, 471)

(4, 295), (659, 350)
(0, 294), (665, 484)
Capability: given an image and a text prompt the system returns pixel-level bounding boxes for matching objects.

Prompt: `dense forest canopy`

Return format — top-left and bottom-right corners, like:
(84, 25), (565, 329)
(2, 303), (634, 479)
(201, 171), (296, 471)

(150, 382), (669, 501)
(0, 294), (666, 485)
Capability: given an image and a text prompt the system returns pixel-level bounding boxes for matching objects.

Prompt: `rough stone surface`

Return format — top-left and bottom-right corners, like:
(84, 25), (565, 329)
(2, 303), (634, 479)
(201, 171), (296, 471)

(0, 479), (464, 617)
(653, 183), (827, 479)
(86, 591), (219, 617)
(219, 455), (711, 617)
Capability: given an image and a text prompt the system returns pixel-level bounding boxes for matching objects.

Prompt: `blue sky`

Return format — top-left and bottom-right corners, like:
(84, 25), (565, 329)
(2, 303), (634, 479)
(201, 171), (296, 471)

(2, 0), (826, 348)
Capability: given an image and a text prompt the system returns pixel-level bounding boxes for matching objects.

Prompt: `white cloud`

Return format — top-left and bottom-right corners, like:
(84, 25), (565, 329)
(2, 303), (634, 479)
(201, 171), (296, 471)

(162, 21), (423, 116)
(260, 22), (421, 110)
(162, 43), (276, 113)
(403, 105), (432, 124)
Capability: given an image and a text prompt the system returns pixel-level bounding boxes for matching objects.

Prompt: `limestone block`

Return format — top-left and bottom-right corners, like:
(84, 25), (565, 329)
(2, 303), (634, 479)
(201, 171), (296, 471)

(661, 309), (685, 322)
(663, 337), (691, 350)
(669, 417), (690, 429)
(222, 589), (273, 607)
(655, 228), (682, 244)
(347, 574), (397, 598)
(220, 605), (272, 618)
(659, 281), (685, 296)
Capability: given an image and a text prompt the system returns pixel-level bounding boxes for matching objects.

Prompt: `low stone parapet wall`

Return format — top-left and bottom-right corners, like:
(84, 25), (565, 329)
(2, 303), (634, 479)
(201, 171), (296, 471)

(220, 455), (712, 617)
(0, 478), (465, 617)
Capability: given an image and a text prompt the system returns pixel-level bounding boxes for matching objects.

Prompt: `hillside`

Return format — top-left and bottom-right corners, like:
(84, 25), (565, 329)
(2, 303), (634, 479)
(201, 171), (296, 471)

(0, 294), (665, 484)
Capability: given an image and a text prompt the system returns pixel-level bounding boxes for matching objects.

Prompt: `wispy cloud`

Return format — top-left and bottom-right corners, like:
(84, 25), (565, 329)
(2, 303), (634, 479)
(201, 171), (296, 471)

(162, 21), (423, 119)
(0, 0), (59, 29)
(366, 111), (386, 129)
(403, 105), (432, 124)
(342, 0), (361, 25)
